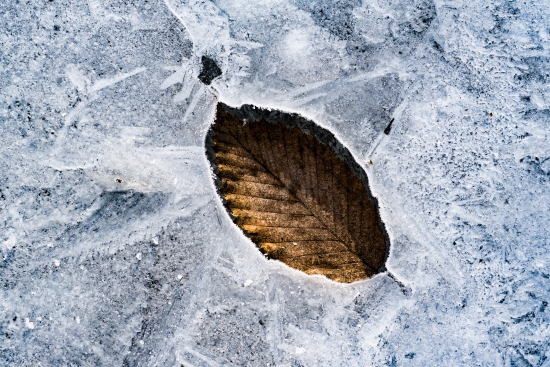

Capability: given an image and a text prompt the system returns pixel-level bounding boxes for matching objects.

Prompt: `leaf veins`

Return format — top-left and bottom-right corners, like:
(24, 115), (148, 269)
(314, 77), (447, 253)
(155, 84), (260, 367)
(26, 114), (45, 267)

(206, 103), (389, 283)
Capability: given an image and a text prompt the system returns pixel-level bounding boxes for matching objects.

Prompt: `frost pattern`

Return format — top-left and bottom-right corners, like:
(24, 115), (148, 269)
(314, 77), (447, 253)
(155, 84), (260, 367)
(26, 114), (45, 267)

(1, 0), (550, 366)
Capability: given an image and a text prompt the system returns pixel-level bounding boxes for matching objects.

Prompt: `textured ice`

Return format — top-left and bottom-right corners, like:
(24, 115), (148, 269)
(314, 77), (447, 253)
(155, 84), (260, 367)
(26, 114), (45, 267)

(1, 0), (550, 366)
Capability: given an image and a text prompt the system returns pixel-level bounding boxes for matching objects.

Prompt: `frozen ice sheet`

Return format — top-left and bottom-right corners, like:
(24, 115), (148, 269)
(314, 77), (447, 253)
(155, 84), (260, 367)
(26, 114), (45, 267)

(1, 0), (550, 366)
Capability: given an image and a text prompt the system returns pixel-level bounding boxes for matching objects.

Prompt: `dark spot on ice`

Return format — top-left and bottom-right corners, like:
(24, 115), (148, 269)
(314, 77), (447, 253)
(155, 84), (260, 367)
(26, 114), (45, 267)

(433, 40), (443, 52)
(115, 178), (122, 183)
(540, 301), (548, 312)
(384, 118), (394, 135)
(198, 56), (222, 85)
(513, 311), (535, 324)
(405, 353), (415, 359)
(53, 25), (60, 32)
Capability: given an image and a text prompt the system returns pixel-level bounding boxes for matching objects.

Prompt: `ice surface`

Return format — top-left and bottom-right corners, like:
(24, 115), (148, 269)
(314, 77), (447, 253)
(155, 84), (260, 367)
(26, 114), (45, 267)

(1, 0), (550, 366)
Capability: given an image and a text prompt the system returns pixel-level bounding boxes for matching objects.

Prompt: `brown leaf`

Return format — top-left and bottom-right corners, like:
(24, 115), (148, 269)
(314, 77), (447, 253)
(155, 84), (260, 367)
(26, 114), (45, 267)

(206, 103), (389, 283)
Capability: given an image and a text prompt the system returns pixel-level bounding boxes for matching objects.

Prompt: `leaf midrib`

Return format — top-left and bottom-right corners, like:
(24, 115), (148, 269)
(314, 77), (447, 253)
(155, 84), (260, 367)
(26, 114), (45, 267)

(222, 128), (378, 273)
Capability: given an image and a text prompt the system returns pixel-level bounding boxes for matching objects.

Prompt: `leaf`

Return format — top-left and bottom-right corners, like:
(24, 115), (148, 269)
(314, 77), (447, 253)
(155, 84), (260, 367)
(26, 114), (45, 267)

(206, 103), (389, 283)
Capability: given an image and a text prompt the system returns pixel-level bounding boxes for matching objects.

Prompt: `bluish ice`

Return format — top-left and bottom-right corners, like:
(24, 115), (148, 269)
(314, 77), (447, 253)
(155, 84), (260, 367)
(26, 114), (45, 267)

(1, 0), (550, 366)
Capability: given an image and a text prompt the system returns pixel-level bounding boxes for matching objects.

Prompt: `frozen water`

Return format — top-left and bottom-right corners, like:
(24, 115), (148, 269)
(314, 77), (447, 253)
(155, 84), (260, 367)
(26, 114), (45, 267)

(1, 0), (550, 366)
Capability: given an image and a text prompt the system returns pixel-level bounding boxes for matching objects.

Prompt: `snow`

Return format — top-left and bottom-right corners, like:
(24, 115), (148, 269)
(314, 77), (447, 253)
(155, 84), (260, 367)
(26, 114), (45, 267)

(1, 0), (550, 366)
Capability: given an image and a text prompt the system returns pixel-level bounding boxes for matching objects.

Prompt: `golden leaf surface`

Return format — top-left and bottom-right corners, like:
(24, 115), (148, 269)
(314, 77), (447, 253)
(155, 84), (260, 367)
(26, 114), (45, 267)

(207, 103), (389, 283)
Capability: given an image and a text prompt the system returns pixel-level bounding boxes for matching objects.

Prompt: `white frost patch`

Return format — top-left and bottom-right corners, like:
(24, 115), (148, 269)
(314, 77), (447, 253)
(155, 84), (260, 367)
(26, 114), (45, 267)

(66, 64), (91, 93)
(173, 73), (196, 103)
(1, 233), (17, 251)
(277, 27), (347, 84)
(160, 65), (188, 90)
(89, 67), (147, 92)
(541, 159), (550, 175)
(25, 318), (35, 329)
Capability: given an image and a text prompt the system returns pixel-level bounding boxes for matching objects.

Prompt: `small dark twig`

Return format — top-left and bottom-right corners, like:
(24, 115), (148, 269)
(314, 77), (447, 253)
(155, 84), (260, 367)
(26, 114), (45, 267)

(384, 118), (395, 135)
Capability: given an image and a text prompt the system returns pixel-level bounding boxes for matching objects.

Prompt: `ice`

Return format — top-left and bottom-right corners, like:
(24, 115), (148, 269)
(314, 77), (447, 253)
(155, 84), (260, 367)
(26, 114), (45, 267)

(1, 0), (550, 365)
